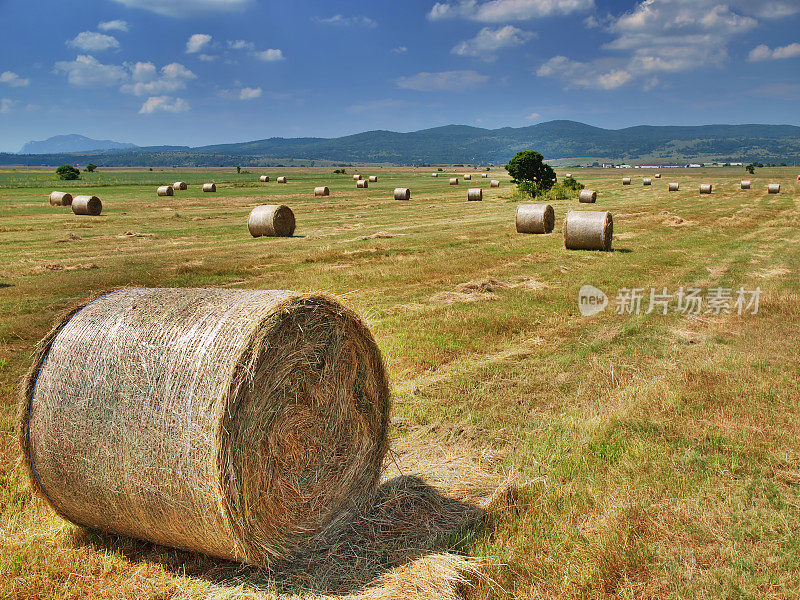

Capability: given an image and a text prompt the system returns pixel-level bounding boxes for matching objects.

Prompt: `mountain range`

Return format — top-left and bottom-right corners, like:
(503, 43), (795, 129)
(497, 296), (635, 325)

(18, 134), (138, 155)
(5, 121), (800, 166)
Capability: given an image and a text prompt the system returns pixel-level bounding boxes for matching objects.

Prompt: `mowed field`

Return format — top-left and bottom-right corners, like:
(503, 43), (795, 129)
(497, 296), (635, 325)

(1, 166), (800, 599)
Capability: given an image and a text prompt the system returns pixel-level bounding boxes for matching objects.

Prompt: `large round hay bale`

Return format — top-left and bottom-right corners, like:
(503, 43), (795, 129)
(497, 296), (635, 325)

(157, 185), (174, 197)
(248, 204), (296, 237)
(481, 173), (488, 178)
(699, 184), (712, 194)
(19, 287), (390, 567)
(467, 188), (482, 201)
(71, 195), (101, 216)
(622, 177), (631, 185)
(277, 176), (287, 184)
(643, 178), (652, 186)
(768, 183), (780, 194)
(357, 179), (368, 189)
(368, 175), (378, 183)
(565, 173), (572, 178)
(173, 181), (188, 190)
(259, 176), (270, 183)
(431, 173), (438, 177)
(353, 174), (362, 181)
(393, 188), (411, 201)
(516, 203), (554, 234)
(668, 182), (680, 191)
(49, 191), (72, 206)
(449, 178), (458, 185)
(564, 210), (613, 251)
(464, 174), (471, 180)
(314, 186), (330, 197)
(203, 183), (216, 192)
(490, 180), (500, 188)
(579, 189), (597, 203)
(740, 180), (751, 189)
(654, 173), (661, 179)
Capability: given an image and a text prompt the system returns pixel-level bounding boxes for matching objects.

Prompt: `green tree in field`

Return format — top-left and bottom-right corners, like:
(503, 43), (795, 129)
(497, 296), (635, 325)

(745, 164), (756, 175)
(85, 163), (97, 172)
(236, 166), (241, 174)
(56, 164), (80, 180)
(505, 150), (556, 196)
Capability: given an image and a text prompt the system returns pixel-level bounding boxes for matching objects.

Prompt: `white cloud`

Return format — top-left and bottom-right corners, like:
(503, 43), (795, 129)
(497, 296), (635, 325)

(0, 98), (16, 114)
(139, 96), (190, 114)
(391, 45), (408, 54)
(536, 56), (632, 90)
(451, 25), (533, 61)
(238, 86), (262, 100)
(313, 14), (378, 27)
(253, 49), (285, 62)
(748, 42), (800, 61)
(428, 0), (594, 21)
(525, 112), (541, 120)
(227, 39), (255, 50)
(396, 70), (489, 91)
(120, 61), (196, 96)
(0, 71), (30, 87)
(198, 54), (217, 62)
(67, 31), (120, 52)
(348, 98), (411, 112)
(54, 55), (127, 86)
(729, 0), (800, 18)
(98, 20), (129, 32)
(111, 0), (251, 17)
(186, 33), (212, 53)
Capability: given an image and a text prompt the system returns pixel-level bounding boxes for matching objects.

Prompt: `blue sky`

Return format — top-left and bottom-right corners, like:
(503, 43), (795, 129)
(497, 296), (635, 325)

(1, 0), (799, 152)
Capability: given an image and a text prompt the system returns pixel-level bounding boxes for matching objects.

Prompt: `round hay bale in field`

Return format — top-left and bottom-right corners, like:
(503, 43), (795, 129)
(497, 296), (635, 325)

(565, 173), (572, 178)
(248, 204), (296, 237)
(277, 176), (287, 184)
(464, 174), (471, 180)
(368, 176), (378, 183)
(353, 174), (362, 181)
(19, 287), (390, 567)
(516, 203), (554, 234)
(579, 189), (597, 203)
(699, 184), (712, 194)
(622, 177), (631, 185)
(49, 191), (72, 206)
(393, 188), (411, 201)
(490, 180), (500, 188)
(314, 186), (330, 197)
(357, 179), (368, 189)
(467, 188), (482, 201)
(203, 183), (216, 192)
(157, 185), (174, 197)
(564, 210), (613, 251)
(259, 176), (270, 183)
(655, 173), (661, 179)
(482, 173), (488, 178)
(431, 173), (439, 177)
(740, 180), (751, 189)
(643, 178), (652, 186)
(768, 183), (780, 194)
(173, 181), (188, 190)
(449, 178), (459, 185)
(668, 182), (680, 192)
(71, 195), (101, 216)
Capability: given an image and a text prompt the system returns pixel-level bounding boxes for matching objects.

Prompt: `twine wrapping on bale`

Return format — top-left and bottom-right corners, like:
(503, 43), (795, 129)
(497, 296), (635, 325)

(394, 188), (411, 201)
(368, 176), (378, 183)
(314, 186), (330, 197)
(579, 189), (597, 203)
(622, 178), (631, 185)
(203, 183), (216, 193)
(49, 191), (72, 206)
(699, 184), (712, 194)
(768, 183), (780, 194)
(431, 173), (438, 178)
(19, 287), (390, 567)
(643, 178), (652, 186)
(741, 180), (751, 190)
(357, 179), (368, 189)
(490, 180), (500, 188)
(655, 173), (661, 179)
(277, 177), (287, 184)
(516, 203), (554, 234)
(669, 182), (680, 192)
(564, 210), (613, 251)
(71, 195), (101, 216)
(467, 188), (482, 201)
(259, 176), (270, 183)
(463, 174), (471, 180)
(173, 181), (188, 191)
(157, 186), (174, 197)
(248, 204), (296, 237)
(449, 178), (458, 185)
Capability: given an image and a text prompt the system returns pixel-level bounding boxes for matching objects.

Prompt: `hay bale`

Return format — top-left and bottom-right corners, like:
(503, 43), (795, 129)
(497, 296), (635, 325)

(481, 173), (488, 178)
(464, 174), (471, 180)
(314, 186), (330, 197)
(449, 178), (458, 185)
(368, 176), (378, 183)
(699, 184), (712, 194)
(248, 204), (296, 237)
(357, 179), (368, 189)
(768, 183), (780, 194)
(431, 173), (439, 177)
(259, 176), (270, 183)
(277, 176), (287, 184)
(564, 210), (613, 251)
(49, 191), (73, 206)
(157, 185), (174, 197)
(579, 189), (597, 203)
(173, 181), (187, 190)
(19, 287), (390, 567)
(741, 180), (751, 189)
(643, 178), (652, 186)
(394, 188), (411, 201)
(467, 188), (482, 201)
(622, 177), (631, 185)
(516, 203), (554, 234)
(203, 183), (216, 192)
(565, 173), (572, 178)
(490, 180), (500, 188)
(668, 182), (680, 191)
(353, 174), (362, 181)
(655, 173), (661, 179)
(71, 195), (101, 216)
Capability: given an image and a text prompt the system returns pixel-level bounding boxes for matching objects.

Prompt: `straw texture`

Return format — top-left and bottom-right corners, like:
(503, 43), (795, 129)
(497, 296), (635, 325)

(19, 287), (390, 567)
(699, 184), (712, 194)
(173, 181), (188, 190)
(394, 188), (411, 201)
(467, 188), (482, 201)
(248, 204), (296, 237)
(449, 178), (458, 185)
(564, 210), (613, 251)
(368, 176), (378, 183)
(71, 195), (101, 216)
(259, 176), (270, 183)
(277, 177), (287, 184)
(357, 180), (369, 189)
(157, 185), (173, 197)
(768, 183), (780, 194)
(578, 189), (597, 203)
(49, 191), (72, 206)
(622, 178), (631, 185)
(203, 183), (216, 192)
(643, 178), (652, 186)
(668, 182), (680, 191)
(740, 180), (751, 189)
(516, 203), (554, 234)
(314, 186), (330, 197)
(490, 180), (499, 188)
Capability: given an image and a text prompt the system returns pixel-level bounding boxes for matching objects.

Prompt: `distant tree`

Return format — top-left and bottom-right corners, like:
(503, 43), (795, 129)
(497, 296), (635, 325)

(561, 176), (584, 191)
(505, 150), (556, 191)
(56, 164), (80, 180)
(236, 166), (241, 174)
(85, 163), (97, 172)
(745, 164), (755, 175)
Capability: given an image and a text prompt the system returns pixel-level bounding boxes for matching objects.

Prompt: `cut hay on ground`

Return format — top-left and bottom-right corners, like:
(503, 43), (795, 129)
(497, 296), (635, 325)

(622, 177), (631, 185)
(19, 287), (390, 567)
(259, 176), (270, 183)
(669, 182), (680, 191)
(490, 180), (499, 188)
(277, 176), (287, 184)
(467, 188), (482, 201)
(71, 195), (101, 216)
(768, 183), (780, 194)
(202, 183), (216, 192)
(564, 210), (613, 251)
(394, 188), (411, 201)
(368, 176), (378, 183)
(357, 179), (369, 189)
(314, 186), (330, 197)
(49, 191), (72, 206)
(157, 185), (173, 197)
(516, 203), (555, 234)
(449, 178), (458, 185)
(248, 204), (296, 237)
(741, 180), (751, 189)
(173, 181), (188, 190)
(579, 189), (597, 203)
(700, 184), (712, 194)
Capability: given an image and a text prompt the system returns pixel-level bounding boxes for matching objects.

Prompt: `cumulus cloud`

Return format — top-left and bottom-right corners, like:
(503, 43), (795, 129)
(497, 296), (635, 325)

(227, 39), (255, 50)
(98, 20), (129, 31)
(396, 70), (489, 91)
(238, 86), (262, 100)
(139, 96), (189, 114)
(313, 14), (377, 27)
(0, 71), (30, 87)
(451, 25), (533, 61)
(525, 112), (542, 120)
(120, 62), (196, 96)
(0, 98), (16, 114)
(748, 42), (800, 61)
(428, 0), (594, 21)
(67, 31), (120, 51)
(253, 49), (285, 62)
(186, 33), (212, 53)
(111, 0), (251, 17)
(392, 46), (408, 54)
(54, 55), (127, 86)
(537, 56), (632, 89)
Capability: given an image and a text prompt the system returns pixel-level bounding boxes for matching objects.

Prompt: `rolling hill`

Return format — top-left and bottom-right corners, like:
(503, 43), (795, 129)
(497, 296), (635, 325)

(18, 134), (138, 155)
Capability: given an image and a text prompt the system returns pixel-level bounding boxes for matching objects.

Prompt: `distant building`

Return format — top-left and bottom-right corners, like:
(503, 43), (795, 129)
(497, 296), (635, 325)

(602, 163), (615, 168)
(689, 163), (702, 168)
